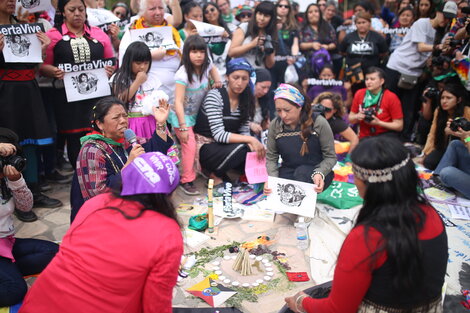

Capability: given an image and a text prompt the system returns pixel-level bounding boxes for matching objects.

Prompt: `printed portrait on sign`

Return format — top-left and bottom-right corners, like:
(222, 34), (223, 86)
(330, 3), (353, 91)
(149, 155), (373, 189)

(6, 34), (31, 57)
(277, 183), (306, 207)
(140, 31), (164, 49)
(20, 0), (40, 9)
(72, 72), (98, 94)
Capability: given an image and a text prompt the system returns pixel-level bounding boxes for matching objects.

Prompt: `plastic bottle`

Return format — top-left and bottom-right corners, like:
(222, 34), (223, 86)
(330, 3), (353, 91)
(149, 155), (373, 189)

(295, 217), (309, 250)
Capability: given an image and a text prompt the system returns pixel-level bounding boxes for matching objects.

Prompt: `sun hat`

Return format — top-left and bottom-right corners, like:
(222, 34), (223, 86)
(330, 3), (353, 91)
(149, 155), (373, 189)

(121, 152), (180, 196)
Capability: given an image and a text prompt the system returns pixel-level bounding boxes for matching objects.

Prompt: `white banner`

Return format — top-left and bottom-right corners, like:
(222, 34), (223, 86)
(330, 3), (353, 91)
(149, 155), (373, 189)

(0, 23), (44, 63)
(188, 19), (225, 37)
(130, 26), (178, 51)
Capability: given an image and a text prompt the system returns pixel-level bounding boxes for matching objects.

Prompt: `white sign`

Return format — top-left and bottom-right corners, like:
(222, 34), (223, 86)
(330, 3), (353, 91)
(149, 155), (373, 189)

(0, 23), (43, 63)
(188, 19), (224, 37)
(266, 176), (317, 218)
(130, 26), (178, 51)
(86, 8), (120, 27)
(63, 67), (111, 102)
(449, 204), (470, 221)
(16, 0), (52, 13)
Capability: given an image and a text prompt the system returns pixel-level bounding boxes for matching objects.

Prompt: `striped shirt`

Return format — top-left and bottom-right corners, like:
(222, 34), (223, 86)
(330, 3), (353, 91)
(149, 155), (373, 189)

(195, 88), (250, 143)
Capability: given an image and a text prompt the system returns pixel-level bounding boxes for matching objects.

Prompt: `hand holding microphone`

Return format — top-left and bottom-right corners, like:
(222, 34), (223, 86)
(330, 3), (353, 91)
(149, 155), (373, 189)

(123, 129), (145, 168)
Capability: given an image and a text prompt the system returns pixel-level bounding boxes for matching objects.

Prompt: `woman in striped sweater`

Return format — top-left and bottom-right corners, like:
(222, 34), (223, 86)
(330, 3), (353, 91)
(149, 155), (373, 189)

(194, 58), (265, 186)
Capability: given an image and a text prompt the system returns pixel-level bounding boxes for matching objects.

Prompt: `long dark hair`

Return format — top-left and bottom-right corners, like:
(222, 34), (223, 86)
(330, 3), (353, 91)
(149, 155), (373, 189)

(415, 0), (435, 18)
(303, 3), (331, 41)
(434, 83), (467, 151)
(351, 136), (428, 293)
(181, 35), (210, 84)
(90, 97), (127, 132)
(226, 71), (255, 123)
(203, 2), (232, 35)
(54, 0), (89, 31)
(246, 1), (278, 41)
(112, 41), (152, 107)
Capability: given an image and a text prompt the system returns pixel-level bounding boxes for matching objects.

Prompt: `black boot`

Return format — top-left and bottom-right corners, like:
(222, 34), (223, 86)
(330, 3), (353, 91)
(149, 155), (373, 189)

(14, 209), (38, 222)
(28, 183), (63, 209)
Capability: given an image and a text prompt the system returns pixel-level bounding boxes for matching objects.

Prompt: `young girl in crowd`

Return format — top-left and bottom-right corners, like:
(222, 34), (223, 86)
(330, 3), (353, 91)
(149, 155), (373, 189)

(111, 41), (161, 139)
(169, 35), (222, 195)
(179, 2), (203, 41)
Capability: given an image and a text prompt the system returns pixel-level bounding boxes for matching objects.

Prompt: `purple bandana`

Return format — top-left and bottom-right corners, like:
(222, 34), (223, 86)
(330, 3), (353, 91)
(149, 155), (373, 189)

(121, 152), (179, 196)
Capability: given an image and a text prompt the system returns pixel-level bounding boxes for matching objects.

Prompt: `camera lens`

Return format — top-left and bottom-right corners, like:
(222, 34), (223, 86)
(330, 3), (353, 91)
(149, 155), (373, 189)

(6, 155), (26, 172)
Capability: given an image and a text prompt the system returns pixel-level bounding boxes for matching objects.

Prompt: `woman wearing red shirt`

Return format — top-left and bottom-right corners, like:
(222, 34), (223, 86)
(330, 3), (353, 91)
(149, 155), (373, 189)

(284, 136), (448, 313)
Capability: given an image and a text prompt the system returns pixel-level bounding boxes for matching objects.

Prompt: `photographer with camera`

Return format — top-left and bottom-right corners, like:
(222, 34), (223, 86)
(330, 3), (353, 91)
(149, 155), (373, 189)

(0, 128), (59, 307)
(349, 67), (404, 139)
(422, 83), (470, 170)
(229, 1), (277, 69)
(433, 125), (470, 199)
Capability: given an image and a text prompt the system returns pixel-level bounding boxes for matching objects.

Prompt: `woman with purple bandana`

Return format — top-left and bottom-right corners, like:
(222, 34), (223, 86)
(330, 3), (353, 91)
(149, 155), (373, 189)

(20, 152), (183, 313)
(265, 83), (336, 193)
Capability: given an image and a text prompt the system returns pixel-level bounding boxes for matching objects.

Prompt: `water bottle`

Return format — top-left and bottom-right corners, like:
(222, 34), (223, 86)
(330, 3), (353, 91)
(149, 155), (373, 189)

(295, 217), (309, 250)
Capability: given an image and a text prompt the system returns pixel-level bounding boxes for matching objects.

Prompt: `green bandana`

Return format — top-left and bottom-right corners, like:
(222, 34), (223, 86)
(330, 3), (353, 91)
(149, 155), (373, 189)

(364, 89), (383, 108)
(80, 134), (123, 147)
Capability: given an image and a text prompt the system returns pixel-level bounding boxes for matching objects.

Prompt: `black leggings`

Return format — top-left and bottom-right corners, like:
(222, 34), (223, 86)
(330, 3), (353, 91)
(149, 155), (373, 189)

(64, 132), (87, 169)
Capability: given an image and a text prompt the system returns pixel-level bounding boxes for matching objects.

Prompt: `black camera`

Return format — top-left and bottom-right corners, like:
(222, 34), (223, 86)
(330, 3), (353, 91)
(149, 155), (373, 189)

(263, 34), (274, 55)
(450, 117), (470, 132)
(449, 39), (461, 47)
(0, 155), (26, 172)
(432, 55), (451, 67)
(424, 87), (440, 99)
(363, 108), (376, 122)
(461, 7), (470, 32)
(312, 104), (332, 116)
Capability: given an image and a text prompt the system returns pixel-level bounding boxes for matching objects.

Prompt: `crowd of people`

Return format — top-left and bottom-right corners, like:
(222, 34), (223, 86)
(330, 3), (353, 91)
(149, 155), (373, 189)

(1, 0), (469, 310)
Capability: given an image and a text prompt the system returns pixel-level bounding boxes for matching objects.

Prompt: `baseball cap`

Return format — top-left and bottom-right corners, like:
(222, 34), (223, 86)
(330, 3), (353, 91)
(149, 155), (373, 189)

(235, 5), (253, 20)
(441, 1), (457, 19)
(121, 152), (180, 196)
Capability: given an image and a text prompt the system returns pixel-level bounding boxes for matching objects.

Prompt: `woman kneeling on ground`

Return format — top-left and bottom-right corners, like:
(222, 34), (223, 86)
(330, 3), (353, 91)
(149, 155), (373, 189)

(265, 84), (336, 194)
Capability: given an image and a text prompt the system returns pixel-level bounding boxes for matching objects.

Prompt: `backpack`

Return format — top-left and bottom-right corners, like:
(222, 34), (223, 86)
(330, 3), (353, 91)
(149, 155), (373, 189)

(310, 48), (332, 77)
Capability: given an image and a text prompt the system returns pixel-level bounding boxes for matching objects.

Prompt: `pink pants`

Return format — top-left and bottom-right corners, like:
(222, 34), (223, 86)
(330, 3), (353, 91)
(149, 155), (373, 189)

(174, 126), (197, 184)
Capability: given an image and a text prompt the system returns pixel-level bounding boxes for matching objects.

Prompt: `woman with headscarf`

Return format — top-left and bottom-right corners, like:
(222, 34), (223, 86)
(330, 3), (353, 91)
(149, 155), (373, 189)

(194, 58), (265, 186)
(265, 84), (336, 193)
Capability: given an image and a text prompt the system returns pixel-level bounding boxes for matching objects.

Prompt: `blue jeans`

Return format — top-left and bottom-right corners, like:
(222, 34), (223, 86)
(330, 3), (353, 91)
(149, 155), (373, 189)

(434, 140), (470, 199)
(0, 238), (58, 306)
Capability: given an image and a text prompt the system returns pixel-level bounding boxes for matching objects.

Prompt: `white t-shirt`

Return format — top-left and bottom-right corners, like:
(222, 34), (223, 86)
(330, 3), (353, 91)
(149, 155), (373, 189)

(387, 18), (436, 76)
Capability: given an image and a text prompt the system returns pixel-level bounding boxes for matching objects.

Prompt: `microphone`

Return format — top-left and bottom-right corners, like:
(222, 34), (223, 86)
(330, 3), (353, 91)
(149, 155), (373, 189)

(124, 129), (138, 146)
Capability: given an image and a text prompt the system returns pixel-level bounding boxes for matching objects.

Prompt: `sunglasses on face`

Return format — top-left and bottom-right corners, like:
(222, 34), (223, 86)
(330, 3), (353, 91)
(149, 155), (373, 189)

(278, 4), (290, 8)
(239, 12), (252, 18)
(205, 7), (216, 14)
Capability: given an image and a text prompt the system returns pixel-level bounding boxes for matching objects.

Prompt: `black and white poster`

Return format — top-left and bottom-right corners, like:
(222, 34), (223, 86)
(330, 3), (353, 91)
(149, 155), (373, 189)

(130, 26), (178, 51)
(188, 19), (226, 44)
(87, 8), (120, 28)
(0, 23), (44, 63)
(266, 176), (317, 217)
(60, 59), (113, 102)
(16, 0), (51, 14)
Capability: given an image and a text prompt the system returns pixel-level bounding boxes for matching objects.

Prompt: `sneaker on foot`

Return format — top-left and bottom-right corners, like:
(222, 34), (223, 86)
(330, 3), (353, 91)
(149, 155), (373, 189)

(179, 182), (200, 196)
(14, 209), (38, 222)
(33, 193), (63, 208)
(45, 170), (72, 184)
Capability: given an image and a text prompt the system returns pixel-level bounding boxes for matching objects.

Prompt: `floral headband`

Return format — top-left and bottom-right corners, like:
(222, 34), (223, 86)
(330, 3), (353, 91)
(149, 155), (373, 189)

(274, 84), (305, 107)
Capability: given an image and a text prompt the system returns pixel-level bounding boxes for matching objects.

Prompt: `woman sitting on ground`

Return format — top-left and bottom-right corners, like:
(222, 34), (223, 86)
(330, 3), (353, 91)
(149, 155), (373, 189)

(20, 152), (183, 313)
(194, 58), (265, 187)
(0, 129), (59, 307)
(70, 96), (172, 222)
(265, 84), (336, 193)
(284, 136), (448, 313)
